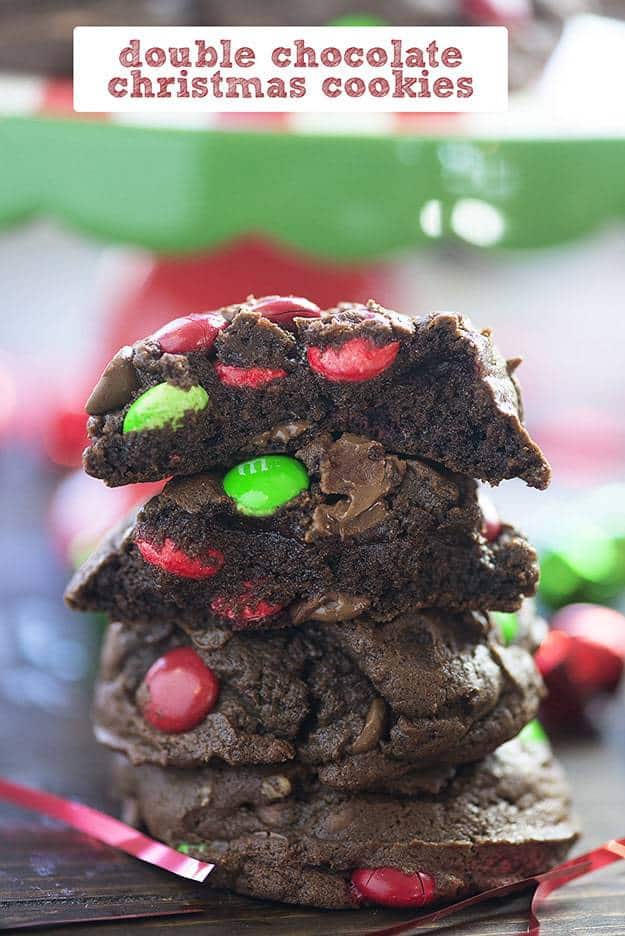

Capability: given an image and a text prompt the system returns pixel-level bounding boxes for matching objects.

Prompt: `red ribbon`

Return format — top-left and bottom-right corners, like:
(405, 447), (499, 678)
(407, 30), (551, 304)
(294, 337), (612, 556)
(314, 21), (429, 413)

(1, 776), (623, 933)
(366, 837), (625, 935)
(0, 777), (214, 883)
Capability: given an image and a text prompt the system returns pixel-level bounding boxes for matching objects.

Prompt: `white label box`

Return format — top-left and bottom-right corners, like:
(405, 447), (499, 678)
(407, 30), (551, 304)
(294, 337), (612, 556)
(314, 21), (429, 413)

(74, 26), (508, 113)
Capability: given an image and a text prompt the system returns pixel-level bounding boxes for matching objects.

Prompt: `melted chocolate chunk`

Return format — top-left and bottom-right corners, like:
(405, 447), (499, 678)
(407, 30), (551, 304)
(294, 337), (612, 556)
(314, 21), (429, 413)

(305, 434), (405, 540)
(86, 346), (139, 415)
(289, 593), (371, 626)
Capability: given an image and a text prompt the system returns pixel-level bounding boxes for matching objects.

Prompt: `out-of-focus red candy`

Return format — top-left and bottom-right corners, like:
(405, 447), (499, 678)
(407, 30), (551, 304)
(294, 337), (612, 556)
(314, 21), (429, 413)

(478, 490), (502, 542)
(140, 647), (219, 733)
(535, 604), (625, 731)
(538, 604), (625, 696)
(351, 867), (436, 908)
(49, 472), (163, 565)
(44, 408), (89, 468)
(215, 363), (287, 388)
(307, 337), (399, 383)
(210, 581), (283, 628)
(462, 0), (531, 24)
(553, 604), (625, 655)
(137, 537), (224, 579)
(251, 295), (321, 328)
(151, 311), (228, 354)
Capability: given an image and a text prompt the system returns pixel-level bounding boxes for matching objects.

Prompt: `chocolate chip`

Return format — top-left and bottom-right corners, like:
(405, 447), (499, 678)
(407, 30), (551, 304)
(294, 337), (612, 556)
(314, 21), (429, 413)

(324, 803), (356, 833)
(86, 346), (139, 415)
(249, 420), (312, 448)
(188, 627), (232, 652)
(256, 804), (290, 827)
(163, 474), (226, 513)
(261, 775), (292, 801)
(198, 784), (213, 806)
(351, 697), (387, 754)
(290, 592), (371, 626)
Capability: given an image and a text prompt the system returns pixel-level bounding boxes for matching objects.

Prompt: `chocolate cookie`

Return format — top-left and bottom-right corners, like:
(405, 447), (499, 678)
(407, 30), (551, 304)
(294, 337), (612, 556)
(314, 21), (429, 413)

(66, 436), (539, 628)
(113, 735), (577, 909)
(83, 300), (550, 489)
(93, 603), (544, 786)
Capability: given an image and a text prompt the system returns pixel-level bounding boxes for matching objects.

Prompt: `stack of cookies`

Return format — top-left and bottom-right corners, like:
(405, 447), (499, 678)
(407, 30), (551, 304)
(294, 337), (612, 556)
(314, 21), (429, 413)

(66, 297), (577, 910)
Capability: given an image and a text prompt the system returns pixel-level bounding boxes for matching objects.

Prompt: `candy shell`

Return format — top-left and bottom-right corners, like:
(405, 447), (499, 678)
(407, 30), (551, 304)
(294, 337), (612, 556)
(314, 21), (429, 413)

(210, 582), (283, 628)
(152, 311), (228, 354)
(223, 455), (309, 517)
(137, 537), (224, 579)
(140, 647), (219, 733)
(215, 363), (287, 389)
(123, 383), (208, 434)
(251, 295), (321, 328)
(307, 337), (399, 382)
(351, 867), (436, 908)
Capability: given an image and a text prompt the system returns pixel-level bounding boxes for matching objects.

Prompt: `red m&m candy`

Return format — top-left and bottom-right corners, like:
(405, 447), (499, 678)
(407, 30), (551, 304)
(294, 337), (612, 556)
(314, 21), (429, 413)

(211, 581), (283, 628)
(251, 295), (321, 328)
(140, 647), (219, 733)
(152, 311), (228, 354)
(351, 867), (436, 908)
(307, 337), (399, 383)
(537, 604), (625, 697)
(534, 604), (625, 731)
(215, 363), (287, 389)
(137, 536), (224, 579)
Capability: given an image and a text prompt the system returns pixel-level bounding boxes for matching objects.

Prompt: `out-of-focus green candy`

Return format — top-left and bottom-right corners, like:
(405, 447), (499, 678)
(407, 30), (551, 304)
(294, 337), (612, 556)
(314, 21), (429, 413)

(122, 382), (208, 434)
(223, 455), (309, 517)
(492, 611), (519, 646)
(540, 530), (625, 610)
(518, 719), (549, 746)
(539, 551), (582, 609)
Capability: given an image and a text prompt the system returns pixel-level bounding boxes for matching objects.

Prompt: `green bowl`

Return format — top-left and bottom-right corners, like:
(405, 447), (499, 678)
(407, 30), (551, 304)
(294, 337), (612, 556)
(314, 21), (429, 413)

(1, 116), (624, 258)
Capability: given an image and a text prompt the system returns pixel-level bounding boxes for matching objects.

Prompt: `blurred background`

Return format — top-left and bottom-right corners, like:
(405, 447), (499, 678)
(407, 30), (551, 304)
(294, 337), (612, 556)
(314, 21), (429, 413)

(0, 3), (625, 924)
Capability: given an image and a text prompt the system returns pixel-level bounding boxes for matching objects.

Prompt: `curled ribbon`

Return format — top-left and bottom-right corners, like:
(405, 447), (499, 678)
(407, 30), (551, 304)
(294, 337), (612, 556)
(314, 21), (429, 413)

(366, 837), (625, 935)
(0, 777), (214, 883)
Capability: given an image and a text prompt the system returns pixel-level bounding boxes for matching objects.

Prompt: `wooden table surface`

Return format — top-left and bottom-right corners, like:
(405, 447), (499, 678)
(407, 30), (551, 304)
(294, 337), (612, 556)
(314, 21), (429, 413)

(1, 448), (625, 934)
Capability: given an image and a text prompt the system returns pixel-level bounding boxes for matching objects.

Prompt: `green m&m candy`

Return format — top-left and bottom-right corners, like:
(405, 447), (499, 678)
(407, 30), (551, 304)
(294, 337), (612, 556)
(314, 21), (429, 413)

(518, 719), (549, 746)
(177, 842), (209, 856)
(492, 611), (519, 647)
(123, 382), (208, 434)
(223, 455), (309, 517)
